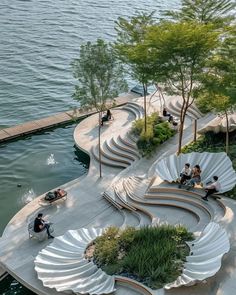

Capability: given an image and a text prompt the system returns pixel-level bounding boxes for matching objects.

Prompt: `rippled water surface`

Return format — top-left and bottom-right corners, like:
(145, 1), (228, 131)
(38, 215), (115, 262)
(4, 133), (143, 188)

(0, 0), (179, 293)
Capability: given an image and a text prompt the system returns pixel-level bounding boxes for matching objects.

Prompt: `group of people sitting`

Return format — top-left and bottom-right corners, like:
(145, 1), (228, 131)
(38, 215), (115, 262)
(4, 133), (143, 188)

(101, 109), (113, 126)
(162, 107), (178, 126)
(178, 162), (220, 201)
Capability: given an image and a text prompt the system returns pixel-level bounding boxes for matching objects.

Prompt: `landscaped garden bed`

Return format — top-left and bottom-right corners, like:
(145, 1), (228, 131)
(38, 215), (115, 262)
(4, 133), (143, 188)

(131, 113), (176, 157)
(85, 225), (193, 289)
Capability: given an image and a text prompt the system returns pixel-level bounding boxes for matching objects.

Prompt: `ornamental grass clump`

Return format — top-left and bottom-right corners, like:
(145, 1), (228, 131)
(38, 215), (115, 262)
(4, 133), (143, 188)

(131, 113), (175, 157)
(92, 225), (193, 289)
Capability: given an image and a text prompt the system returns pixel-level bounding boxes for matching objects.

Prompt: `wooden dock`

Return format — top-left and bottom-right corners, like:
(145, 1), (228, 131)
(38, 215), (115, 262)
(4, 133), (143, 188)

(0, 93), (137, 143)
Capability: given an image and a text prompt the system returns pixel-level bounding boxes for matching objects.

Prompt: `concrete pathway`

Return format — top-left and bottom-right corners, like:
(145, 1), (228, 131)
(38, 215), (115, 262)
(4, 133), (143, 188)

(0, 94), (235, 295)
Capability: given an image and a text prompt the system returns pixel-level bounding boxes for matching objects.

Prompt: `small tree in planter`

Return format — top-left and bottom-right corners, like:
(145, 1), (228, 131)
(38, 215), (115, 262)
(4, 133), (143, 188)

(115, 12), (155, 133)
(72, 39), (128, 177)
(146, 21), (219, 154)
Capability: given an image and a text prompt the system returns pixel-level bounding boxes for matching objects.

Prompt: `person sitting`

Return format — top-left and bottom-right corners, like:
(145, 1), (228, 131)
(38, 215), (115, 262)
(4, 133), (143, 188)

(34, 213), (54, 239)
(101, 109), (112, 126)
(186, 164), (201, 189)
(54, 188), (66, 198)
(178, 163), (191, 188)
(162, 107), (170, 117)
(168, 115), (178, 126)
(202, 176), (220, 201)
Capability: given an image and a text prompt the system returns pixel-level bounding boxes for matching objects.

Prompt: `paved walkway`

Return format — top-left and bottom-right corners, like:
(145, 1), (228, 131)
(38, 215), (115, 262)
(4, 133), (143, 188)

(0, 94), (235, 295)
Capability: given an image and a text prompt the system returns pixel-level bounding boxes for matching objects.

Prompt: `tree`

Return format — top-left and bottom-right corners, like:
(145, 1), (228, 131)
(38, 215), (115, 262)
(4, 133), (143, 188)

(164, 0), (235, 27)
(195, 27), (236, 154)
(72, 39), (128, 177)
(115, 12), (155, 133)
(146, 21), (220, 154)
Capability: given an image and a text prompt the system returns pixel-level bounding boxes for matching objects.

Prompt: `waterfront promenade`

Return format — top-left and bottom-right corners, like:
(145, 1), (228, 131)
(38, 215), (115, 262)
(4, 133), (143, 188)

(0, 94), (236, 295)
(0, 92), (137, 143)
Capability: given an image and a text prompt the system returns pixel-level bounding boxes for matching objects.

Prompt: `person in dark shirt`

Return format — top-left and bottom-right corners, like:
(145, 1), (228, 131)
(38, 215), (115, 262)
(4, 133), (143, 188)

(34, 213), (54, 239)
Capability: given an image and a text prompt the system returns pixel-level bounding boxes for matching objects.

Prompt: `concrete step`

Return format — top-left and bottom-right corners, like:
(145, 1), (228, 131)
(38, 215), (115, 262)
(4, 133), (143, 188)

(113, 136), (140, 158)
(105, 138), (137, 162)
(101, 141), (133, 166)
(92, 146), (128, 169)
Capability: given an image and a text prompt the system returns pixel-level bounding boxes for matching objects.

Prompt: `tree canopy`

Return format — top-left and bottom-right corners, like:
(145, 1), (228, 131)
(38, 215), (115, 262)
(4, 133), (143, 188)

(164, 0), (236, 27)
(72, 39), (128, 111)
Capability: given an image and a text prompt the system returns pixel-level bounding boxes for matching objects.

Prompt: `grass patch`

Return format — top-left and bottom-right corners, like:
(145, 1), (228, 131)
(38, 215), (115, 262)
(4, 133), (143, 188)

(182, 131), (236, 198)
(131, 113), (176, 157)
(91, 225), (193, 289)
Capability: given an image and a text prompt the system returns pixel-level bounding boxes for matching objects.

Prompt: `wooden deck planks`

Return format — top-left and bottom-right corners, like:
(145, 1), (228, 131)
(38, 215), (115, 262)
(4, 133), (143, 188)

(0, 93), (138, 143)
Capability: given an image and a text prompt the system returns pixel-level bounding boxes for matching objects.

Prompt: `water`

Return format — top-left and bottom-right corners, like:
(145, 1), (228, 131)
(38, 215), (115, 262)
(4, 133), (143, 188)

(0, 0), (179, 293)
(0, 0), (179, 128)
(0, 123), (89, 235)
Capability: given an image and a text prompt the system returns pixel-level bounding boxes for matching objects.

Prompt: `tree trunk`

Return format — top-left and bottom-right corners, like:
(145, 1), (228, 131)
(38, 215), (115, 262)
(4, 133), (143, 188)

(225, 111), (229, 155)
(193, 119), (197, 142)
(177, 120), (184, 155)
(177, 103), (188, 155)
(98, 112), (102, 178)
(143, 83), (147, 133)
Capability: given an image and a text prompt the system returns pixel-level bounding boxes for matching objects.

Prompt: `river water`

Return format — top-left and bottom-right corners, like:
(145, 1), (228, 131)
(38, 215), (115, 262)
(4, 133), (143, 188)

(0, 0), (179, 293)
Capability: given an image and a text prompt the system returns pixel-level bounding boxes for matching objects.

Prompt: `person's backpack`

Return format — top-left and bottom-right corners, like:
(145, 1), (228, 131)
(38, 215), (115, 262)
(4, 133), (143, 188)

(44, 191), (56, 201)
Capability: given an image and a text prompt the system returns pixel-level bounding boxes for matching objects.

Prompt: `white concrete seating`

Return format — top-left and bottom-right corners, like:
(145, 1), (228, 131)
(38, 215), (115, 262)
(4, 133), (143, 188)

(122, 102), (144, 120)
(166, 96), (203, 120)
(198, 113), (236, 134)
(155, 152), (236, 193)
(112, 176), (211, 231)
(164, 222), (230, 289)
(28, 221), (54, 241)
(34, 228), (115, 295)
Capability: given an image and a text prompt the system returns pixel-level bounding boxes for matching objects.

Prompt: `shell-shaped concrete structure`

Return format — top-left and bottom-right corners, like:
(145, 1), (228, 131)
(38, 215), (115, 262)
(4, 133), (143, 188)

(34, 228), (115, 295)
(165, 222), (230, 289)
(155, 152), (236, 193)
(198, 114), (236, 134)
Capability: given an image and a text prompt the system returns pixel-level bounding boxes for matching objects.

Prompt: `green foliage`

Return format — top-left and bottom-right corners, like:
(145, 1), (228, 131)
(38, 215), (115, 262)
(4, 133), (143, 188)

(182, 131), (236, 198)
(72, 39), (128, 111)
(92, 225), (193, 289)
(164, 0), (235, 27)
(195, 25), (236, 115)
(131, 113), (175, 157)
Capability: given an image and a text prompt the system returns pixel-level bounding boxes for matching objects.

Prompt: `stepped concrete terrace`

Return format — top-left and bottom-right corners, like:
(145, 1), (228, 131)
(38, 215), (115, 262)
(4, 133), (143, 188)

(0, 93), (236, 295)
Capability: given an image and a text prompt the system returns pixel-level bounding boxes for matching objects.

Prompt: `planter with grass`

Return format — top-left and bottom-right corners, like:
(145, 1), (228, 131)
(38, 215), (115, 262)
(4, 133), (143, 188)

(85, 225), (193, 290)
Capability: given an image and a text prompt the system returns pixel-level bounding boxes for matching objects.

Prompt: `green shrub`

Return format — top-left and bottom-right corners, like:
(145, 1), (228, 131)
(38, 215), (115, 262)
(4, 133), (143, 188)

(132, 114), (175, 157)
(92, 225), (193, 289)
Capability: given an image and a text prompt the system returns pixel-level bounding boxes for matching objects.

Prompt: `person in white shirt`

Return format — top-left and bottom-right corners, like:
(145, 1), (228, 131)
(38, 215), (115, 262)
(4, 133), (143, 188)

(178, 163), (192, 188)
(202, 176), (220, 201)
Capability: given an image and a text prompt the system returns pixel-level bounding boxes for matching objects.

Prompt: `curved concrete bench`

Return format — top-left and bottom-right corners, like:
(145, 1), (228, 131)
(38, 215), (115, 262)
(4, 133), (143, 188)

(34, 228), (115, 295)
(164, 222), (230, 289)
(122, 102), (144, 120)
(199, 113), (236, 134)
(166, 96), (202, 120)
(155, 152), (236, 194)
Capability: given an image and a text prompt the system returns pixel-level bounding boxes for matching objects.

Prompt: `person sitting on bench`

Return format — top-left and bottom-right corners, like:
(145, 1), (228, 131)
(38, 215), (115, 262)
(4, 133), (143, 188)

(101, 109), (112, 126)
(178, 163), (191, 188)
(202, 176), (220, 201)
(34, 213), (54, 239)
(186, 164), (201, 189)
(162, 107), (170, 117)
(54, 188), (66, 198)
